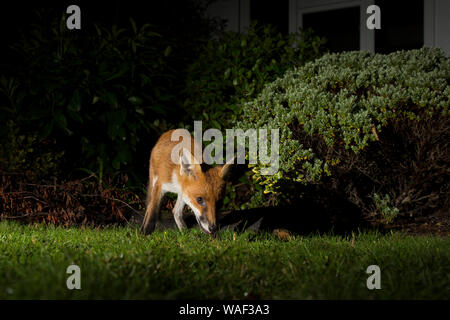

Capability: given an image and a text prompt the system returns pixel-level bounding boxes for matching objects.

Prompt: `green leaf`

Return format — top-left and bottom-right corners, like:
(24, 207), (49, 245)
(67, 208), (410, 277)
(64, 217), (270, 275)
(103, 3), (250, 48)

(67, 110), (83, 123)
(164, 46), (172, 57)
(149, 104), (167, 115)
(105, 68), (128, 81)
(102, 92), (118, 107)
(224, 68), (231, 79)
(53, 111), (67, 130)
(130, 18), (137, 34)
(68, 90), (81, 112)
(128, 96), (143, 105)
(41, 121), (54, 138)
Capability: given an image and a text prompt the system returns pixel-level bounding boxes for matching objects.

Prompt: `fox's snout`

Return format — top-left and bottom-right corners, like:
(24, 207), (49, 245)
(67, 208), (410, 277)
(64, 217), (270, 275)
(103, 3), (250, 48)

(209, 224), (218, 234)
(203, 223), (217, 235)
(198, 214), (218, 235)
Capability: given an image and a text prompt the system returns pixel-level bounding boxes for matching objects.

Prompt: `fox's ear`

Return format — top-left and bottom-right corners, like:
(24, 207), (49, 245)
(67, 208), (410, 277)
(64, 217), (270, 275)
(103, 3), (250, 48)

(179, 148), (201, 177)
(220, 156), (235, 180)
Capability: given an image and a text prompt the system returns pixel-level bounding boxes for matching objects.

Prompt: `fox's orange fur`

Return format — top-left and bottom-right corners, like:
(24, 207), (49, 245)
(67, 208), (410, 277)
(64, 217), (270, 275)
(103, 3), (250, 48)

(141, 129), (232, 235)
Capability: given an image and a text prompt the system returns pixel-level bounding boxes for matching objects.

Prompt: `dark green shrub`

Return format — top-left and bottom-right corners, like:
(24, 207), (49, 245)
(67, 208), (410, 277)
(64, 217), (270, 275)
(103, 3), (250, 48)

(1, 11), (177, 178)
(184, 23), (326, 130)
(181, 24), (326, 213)
(237, 48), (449, 222)
(0, 120), (64, 178)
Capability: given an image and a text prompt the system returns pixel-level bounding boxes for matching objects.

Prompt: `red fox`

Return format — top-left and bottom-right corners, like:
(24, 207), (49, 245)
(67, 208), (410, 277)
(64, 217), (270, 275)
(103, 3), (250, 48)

(141, 129), (233, 236)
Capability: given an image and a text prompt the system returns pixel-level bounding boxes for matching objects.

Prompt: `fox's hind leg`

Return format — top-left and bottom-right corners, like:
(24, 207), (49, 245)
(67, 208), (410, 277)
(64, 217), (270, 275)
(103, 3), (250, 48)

(141, 172), (163, 235)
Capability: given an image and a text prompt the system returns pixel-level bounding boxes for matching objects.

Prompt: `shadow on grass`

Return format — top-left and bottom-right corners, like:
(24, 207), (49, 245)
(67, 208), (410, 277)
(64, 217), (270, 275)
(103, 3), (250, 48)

(131, 192), (372, 236)
(217, 196), (370, 236)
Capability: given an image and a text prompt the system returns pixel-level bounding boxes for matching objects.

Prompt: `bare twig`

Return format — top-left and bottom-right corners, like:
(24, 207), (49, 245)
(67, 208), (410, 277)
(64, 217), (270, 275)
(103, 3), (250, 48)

(78, 193), (142, 215)
(1, 212), (51, 219)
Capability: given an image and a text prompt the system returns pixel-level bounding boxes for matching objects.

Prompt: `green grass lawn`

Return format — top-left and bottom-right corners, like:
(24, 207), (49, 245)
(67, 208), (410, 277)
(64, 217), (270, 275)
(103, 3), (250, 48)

(0, 221), (448, 299)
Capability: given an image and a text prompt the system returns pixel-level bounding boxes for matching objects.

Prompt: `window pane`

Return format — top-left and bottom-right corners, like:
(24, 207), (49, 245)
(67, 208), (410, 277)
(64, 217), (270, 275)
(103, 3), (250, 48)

(250, 0), (289, 34)
(375, 0), (424, 53)
(303, 6), (360, 52)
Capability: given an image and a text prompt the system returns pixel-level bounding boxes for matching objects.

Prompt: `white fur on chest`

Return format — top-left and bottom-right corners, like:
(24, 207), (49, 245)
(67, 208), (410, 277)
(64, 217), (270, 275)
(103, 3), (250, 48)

(161, 171), (182, 195)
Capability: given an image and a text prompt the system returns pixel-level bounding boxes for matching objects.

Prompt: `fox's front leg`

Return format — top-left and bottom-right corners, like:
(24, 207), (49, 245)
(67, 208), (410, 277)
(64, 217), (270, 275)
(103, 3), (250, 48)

(141, 184), (163, 235)
(173, 195), (186, 231)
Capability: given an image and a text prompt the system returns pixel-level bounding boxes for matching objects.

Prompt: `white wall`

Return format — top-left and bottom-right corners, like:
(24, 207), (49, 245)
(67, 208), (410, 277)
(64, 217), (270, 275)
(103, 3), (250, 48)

(424, 0), (450, 55)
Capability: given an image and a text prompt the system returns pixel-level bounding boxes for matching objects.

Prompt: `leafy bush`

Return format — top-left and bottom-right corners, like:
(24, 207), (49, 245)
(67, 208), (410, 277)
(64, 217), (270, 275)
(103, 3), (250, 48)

(181, 23), (326, 213)
(0, 120), (64, 178)
(373, 193), (399, 224)
(1, 11), (179, 178)
(237, 48), (449, 222)
(184, 23), (326, 130)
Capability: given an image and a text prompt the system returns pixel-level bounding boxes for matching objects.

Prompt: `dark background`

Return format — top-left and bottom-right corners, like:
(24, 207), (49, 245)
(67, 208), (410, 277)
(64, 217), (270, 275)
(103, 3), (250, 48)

(0, 0), (426, 62)
(0, 1), (213, 65)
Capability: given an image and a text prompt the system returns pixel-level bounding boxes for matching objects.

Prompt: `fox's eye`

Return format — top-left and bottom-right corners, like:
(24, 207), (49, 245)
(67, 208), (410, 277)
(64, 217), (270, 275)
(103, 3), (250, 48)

(196, 197), (205, 206)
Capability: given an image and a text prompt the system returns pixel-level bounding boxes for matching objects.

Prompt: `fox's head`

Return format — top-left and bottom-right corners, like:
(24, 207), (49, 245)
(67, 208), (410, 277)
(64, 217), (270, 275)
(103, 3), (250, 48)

(178, 149), (232, 236)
